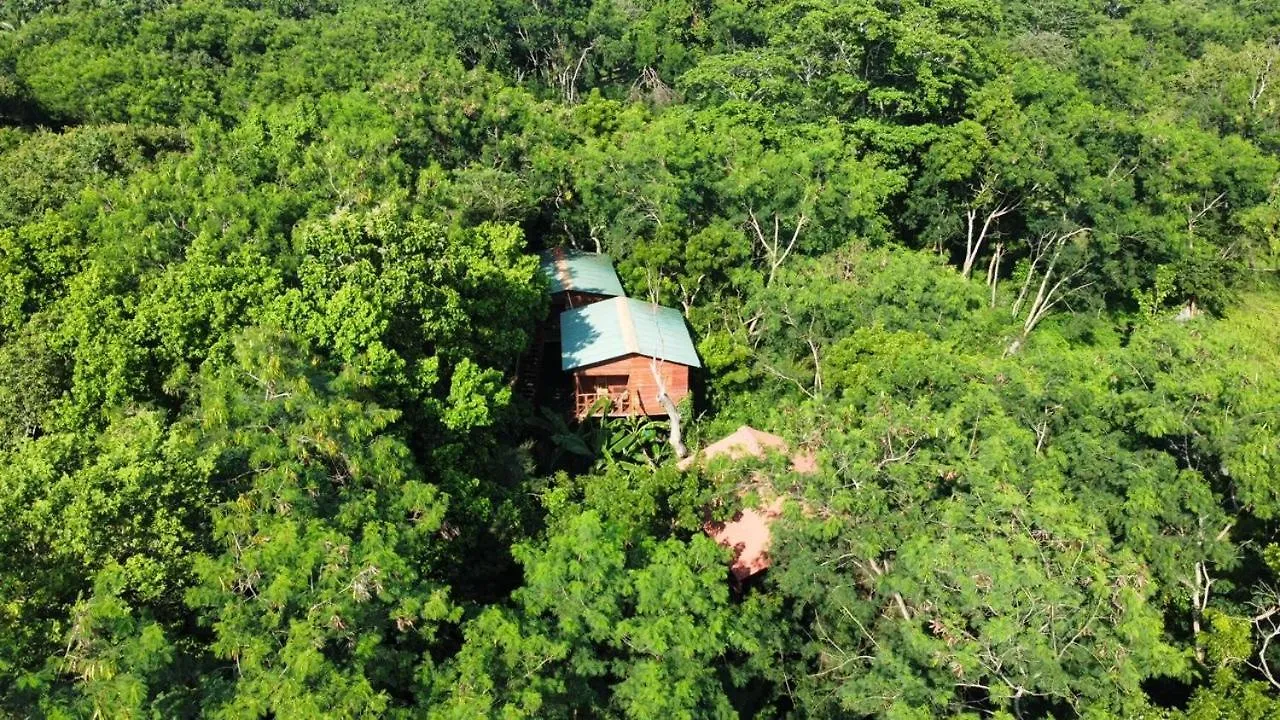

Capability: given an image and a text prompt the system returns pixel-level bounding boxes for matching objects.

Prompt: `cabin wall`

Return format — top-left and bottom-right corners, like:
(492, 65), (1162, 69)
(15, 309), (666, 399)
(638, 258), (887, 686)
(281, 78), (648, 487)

(552, 291), (611, 313)
(572, 354), (691, 417)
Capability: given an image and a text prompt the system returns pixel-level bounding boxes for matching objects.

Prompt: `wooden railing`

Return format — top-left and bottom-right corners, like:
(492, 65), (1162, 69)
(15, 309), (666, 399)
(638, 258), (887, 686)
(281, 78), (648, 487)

(575, 387), (638, 417)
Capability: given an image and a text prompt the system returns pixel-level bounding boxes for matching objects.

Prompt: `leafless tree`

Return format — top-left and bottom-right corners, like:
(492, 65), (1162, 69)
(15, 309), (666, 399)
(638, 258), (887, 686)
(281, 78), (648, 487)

(1182, 522), (1234, 664)
(1189, 561), (1216, 664)
(1249, 41), (1279, 112)
(630, 67), (675, 105)
(955, 176), (1033, 280)
(641, 283), (689, 459)
(676, 274), (704, 316)
(962, 191), (1019, 279)
(558, 42), (595, 104)
(1187, 191), (1228, 247)
(748, 208), (808, 287)
(1006, 228), (1092, 355)
(1248, 587), (1280, 691)
(650, 357), (687, 458)
(986, 240), (1005, 308)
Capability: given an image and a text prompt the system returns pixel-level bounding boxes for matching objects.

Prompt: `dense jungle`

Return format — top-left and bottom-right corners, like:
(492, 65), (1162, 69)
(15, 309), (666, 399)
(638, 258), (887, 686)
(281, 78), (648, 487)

(1, 1), (1280, 717)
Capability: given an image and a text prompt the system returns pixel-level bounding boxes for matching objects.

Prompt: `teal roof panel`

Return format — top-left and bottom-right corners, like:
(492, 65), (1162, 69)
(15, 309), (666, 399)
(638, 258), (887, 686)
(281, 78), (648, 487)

(561, 297), (701, 370)
(538, 249), (625, 297)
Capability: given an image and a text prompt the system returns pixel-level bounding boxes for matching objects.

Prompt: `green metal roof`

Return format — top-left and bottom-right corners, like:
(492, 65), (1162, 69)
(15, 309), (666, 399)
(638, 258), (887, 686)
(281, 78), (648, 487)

(561, 297), (702, 370)
(538, 249), (625, 297)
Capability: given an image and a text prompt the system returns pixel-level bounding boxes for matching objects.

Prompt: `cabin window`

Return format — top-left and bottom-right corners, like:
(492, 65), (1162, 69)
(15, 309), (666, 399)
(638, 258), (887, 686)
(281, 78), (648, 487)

(600, 375), (629, 391)
(591, 375), (629, 397)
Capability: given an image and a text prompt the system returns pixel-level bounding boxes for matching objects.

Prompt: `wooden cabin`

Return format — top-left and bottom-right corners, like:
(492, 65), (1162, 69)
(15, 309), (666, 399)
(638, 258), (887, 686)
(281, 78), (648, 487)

(560, 297), (700, 418)
(538, 248), (625, 324)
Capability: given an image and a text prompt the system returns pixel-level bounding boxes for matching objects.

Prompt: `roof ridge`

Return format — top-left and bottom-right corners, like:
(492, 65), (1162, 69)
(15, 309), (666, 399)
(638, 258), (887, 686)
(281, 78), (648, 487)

(615, 297), (640, 354)
(552, 247), (574, 292)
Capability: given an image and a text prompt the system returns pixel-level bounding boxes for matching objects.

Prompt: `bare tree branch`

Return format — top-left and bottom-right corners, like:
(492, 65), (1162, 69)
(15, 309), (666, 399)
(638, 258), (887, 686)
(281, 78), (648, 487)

(748, 208), (809, 287)
(1006, 228), (1091, 354)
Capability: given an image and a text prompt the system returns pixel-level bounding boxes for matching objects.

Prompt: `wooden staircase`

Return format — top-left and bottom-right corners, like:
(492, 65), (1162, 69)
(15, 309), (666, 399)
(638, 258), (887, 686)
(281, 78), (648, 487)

(513, 325), (546, 401)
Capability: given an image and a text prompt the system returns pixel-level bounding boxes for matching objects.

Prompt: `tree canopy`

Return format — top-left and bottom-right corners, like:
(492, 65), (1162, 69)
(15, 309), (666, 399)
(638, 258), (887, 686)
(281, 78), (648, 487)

(1, 0), (1279, 717)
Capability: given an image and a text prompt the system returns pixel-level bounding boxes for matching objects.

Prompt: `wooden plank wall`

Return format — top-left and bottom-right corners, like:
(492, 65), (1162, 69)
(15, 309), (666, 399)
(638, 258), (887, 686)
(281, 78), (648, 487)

(573, 353), (690, 417)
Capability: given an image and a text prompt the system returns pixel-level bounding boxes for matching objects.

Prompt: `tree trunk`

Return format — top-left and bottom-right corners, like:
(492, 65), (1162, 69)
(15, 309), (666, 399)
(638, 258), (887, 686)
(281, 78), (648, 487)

(986, 241), (1004, 308)
(650, 359), (688, 458)
(962, 201), (1016, 279)
(656, 391), (687, 458)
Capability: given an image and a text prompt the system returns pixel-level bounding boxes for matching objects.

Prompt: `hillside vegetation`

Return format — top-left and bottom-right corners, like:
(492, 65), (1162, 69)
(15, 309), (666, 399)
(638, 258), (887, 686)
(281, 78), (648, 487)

(1, 1), (1279, 717)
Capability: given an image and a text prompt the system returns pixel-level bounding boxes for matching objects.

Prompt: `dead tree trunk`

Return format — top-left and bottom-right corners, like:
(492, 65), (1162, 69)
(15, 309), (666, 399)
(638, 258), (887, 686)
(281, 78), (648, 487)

(986, 241), (1004, 308)
(747, 209), (807, 288)
(962, 202), (1017, 279)
(656, 391), (686, 459)
(1007, 228), (1091, 355)
(1250, 42), (1278, 112)
(1191, 561), (1214, 664)
(557, 42), (595, 104)
(650, 358), (687, 458)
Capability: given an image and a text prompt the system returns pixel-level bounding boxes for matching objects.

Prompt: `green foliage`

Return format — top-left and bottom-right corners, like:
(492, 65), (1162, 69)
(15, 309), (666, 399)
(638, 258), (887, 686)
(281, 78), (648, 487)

(184, 330), (458, 717)
(277, 206), (542, 406)
(1135, 265), (1178, 320)
(29, 564), (180, 719)
(2, 0), (1280, 716)
(1177, 667), (1280, 720)
(0, 320), (63, 444)
(439, 469), (768, 718)
(748, 339), (1188, 716)
(0, 407), (210, 711)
